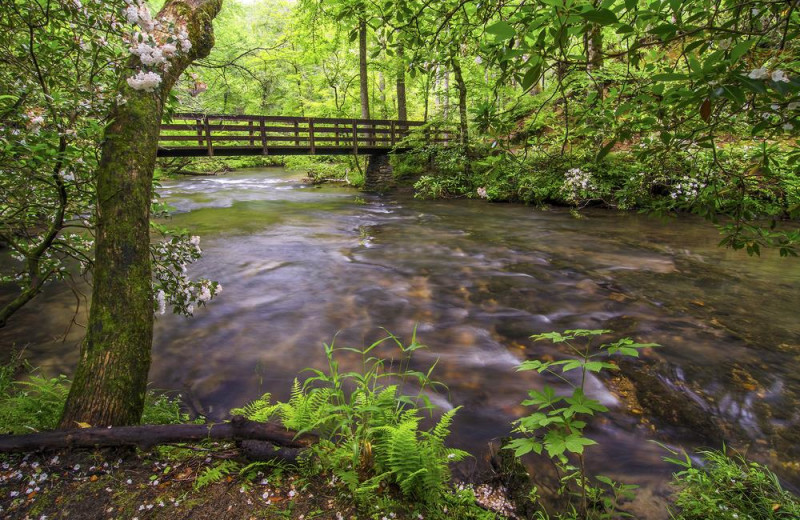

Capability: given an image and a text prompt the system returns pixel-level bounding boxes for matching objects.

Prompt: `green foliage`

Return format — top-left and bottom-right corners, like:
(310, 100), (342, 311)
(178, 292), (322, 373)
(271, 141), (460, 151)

(668, 448), (800, 519)
(194, 460), (240, 490)
(0, 359), (191, 432)
(509, 330), (657, 517)
(0, 362), (69, 434)
(141, 391), (193, 425)
(233, 331), (470, 510)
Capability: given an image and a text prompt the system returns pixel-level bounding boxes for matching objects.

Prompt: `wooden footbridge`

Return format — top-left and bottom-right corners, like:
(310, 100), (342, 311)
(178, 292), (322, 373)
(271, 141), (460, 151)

(157, 113), (449, 158)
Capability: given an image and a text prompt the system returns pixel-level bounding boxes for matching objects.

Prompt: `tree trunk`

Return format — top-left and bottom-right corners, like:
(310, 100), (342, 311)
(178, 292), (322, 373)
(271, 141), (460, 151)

(396, 44), (407, 121)
(585, 21), (603, 99)
(59, 0), (223, 429)
(378, 70), (386, 118)
(358, 18), (370, 120)
(442, 67), (450, 120)
(450, 52), (468, 148)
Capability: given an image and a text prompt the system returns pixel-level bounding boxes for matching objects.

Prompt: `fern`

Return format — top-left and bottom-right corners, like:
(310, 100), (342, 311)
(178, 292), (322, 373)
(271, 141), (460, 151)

(233, 333), (469, 508)
(230, 392), (281, 422)
(194, 460), (240, 490)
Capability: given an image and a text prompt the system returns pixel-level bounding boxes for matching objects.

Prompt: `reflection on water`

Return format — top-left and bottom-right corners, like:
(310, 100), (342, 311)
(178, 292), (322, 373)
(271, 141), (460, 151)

(2, 167), (799, 513)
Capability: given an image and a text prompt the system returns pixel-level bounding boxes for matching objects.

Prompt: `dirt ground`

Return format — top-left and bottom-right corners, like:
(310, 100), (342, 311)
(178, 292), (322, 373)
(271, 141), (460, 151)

(0, 447), (364, 520)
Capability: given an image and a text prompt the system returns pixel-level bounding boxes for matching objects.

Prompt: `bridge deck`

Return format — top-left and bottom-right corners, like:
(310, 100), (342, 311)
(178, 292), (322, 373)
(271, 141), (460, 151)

(158, 113), (449, 157)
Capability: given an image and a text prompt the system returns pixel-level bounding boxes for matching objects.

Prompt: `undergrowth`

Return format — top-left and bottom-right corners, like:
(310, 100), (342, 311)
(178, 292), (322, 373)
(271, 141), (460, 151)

(0, 356), (190, 433)
(232, 331), (481, 516)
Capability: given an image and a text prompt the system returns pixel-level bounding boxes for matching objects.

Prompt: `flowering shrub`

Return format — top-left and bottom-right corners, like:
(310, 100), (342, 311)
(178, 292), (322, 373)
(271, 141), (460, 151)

(561, 167), (595, 204)
(151, 232), (222, 317)
(0, 1), (217, 326)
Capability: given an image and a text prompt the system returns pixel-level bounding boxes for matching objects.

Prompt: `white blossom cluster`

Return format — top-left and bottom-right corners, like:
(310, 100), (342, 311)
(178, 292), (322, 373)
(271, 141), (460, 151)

(561, 167), (595, 202)
(747, 67), (791, 83)
(152, 234), (222, 316)
(121, 0), (193, 93)
(670, 175), (707, 201)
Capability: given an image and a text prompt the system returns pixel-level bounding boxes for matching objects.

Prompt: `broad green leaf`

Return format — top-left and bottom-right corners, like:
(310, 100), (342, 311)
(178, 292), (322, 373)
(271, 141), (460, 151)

(564, 434), (597, 454)
(579, 8), (619, 25)
(486, 21), (516, 41)
(596, 139), (616, 161)
(730, 40), (754, 62)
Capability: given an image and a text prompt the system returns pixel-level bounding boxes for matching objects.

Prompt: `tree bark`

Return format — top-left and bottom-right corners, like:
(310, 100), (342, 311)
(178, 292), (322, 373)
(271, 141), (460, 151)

(358, 18), (370, 120)
(1, 416), (314, 452)
(396, 44), (407, 121)
(59, 0), (223, 429)
(450, 52), (469, 148)
(585, 22), (603, 99)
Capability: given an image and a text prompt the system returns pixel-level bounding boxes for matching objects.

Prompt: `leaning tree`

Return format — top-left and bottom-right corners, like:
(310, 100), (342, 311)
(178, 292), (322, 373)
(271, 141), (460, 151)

(60, 0), (224, 428)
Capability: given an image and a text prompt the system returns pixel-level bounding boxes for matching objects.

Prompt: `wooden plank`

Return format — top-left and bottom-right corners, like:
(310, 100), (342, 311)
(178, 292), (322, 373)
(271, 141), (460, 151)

(294, 121), (299, 146)
(203, 115), (213, 157)
(352, 120), (358, 154)
(309, 119), (315, 155)
(249, 120), (255, 146)
(260, 117), (268, 155)
(196, 119), (203, 146)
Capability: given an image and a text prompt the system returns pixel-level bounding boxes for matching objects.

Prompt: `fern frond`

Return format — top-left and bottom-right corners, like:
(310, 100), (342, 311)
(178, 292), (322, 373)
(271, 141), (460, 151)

(194, 460), (239, 490)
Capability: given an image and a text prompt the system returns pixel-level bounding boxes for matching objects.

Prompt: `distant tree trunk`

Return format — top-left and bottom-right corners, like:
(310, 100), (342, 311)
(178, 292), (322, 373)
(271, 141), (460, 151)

(358, 18), (370, 119)
(585, 21), (603, 99)
(396, 45), (407, 121)
(59, 0), (223, 429)
(442, 67), (450, 120)
(378, 70), (387, 118)
(450, 52), (468, 148)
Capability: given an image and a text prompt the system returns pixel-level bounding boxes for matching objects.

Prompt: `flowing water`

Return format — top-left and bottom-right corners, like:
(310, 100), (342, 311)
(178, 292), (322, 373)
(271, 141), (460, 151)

(3, 167), (799, 515)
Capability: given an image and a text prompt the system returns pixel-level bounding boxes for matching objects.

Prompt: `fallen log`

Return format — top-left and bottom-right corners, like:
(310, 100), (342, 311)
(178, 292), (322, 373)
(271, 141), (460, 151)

(0, 416), (315, 453)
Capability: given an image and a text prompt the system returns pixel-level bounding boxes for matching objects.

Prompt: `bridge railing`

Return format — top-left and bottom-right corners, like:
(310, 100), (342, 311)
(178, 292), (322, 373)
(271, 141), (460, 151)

(158, 113), (452, 157)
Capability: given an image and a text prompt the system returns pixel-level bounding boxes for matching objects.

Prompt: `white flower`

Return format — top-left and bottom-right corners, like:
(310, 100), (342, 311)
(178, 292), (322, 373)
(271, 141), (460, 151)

(771, 70), (790, 83)
(783, 122), (794, 131)
(156, 290), (166, 315)
(476, 187), (488, 199)
(124, 5), (139, 24)
(788, 102), (800, 111)
(126, 71), (162, 92)
(198, 285), (212, 302)
(748, 68), (769, 80)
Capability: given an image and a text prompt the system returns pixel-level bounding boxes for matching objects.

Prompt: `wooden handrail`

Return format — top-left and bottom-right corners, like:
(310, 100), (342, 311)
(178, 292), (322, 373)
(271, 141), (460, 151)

(157, 113), (454, 157)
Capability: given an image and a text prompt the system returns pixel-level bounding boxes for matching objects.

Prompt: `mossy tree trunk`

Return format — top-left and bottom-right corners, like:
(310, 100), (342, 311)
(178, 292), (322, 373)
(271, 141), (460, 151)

(59, 0), (223, 429)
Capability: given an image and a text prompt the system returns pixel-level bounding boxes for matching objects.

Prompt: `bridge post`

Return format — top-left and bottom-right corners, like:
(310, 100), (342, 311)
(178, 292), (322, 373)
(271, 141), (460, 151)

(363, 153), (394, 193)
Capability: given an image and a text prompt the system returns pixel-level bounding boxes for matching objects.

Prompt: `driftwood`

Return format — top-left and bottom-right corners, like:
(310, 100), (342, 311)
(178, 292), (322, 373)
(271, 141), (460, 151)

(0, 416), (315, 453)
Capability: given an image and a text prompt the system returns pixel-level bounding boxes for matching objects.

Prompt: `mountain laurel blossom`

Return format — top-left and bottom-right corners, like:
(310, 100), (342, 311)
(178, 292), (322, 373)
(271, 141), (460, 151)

(561, 167), (595, 202)
(771, 70), (790, 83)
(152, 234), (221, 317)
(126, 71), (162, 92)
(122, 0), (194, 92)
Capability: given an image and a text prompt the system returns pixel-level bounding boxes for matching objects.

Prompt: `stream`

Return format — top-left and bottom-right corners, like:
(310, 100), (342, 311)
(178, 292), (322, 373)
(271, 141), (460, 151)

(2, 167), (799, 516)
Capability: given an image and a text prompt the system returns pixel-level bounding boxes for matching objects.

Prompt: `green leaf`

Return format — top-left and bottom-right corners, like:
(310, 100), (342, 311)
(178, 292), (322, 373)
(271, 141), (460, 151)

(652, 72), (686, 82)
(579, 8), (619, 25)
(729, 40), (754, 62)
(521, 63), (542, 91)
(564, 434), (597, 454)
(486, 21), (516, 41)
(596, 139), (616, 161)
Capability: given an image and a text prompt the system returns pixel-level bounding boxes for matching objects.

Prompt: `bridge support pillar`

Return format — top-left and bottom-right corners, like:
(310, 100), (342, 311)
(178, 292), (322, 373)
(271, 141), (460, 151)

(363, 153), (394, 193)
